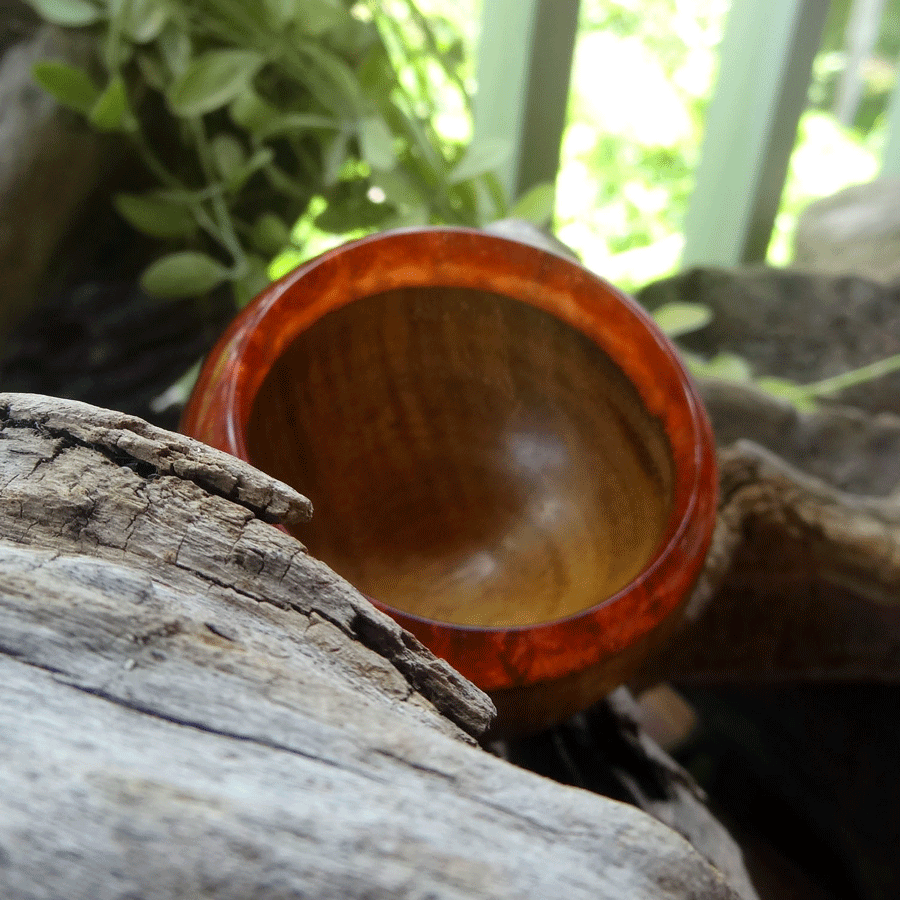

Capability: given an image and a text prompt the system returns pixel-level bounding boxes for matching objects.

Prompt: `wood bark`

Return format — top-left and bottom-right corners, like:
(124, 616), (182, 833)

(0, 392), (742, 900)
(635, 263), (900, 687)
(638, 400), (900, 688)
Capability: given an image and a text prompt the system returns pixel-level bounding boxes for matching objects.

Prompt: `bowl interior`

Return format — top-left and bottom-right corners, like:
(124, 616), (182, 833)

(247, 285), (675, 629)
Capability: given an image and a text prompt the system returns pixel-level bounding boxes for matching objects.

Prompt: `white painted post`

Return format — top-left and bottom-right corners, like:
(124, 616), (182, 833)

(681, 0), (831, 267)
(472, 0), (580, 205)
(834, 0), (888, 126)
(880, 56), (900, 174)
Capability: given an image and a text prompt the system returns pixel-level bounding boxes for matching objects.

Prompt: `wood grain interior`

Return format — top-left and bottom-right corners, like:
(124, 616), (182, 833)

(248, 286), (675, 628)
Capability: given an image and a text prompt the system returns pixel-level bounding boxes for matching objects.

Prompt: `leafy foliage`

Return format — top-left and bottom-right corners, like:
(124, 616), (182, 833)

(555, 0), (730, 290)
(26, 0), (520, 303)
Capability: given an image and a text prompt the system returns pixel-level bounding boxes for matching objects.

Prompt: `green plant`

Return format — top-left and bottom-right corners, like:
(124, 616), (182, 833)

(555, 0), (730, 290)
(754, 352), (900, 411)
(649, 301), (900, 412)
(27, 0), (522, 304)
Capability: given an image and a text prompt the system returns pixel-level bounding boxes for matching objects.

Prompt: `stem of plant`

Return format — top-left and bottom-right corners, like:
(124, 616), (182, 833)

(397, 0), (473, 116)
(803, 352), (900, 401)
(189, 117), (248, 279)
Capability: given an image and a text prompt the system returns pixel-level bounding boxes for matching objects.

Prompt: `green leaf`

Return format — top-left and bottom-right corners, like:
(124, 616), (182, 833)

(32, 61), (99, 115)
(449, 139), (510, 184)
(114, 192), (197, 239)
(210, 134), (246, 183)
(257, 112), (339, 140)
(298, 0), (347, 36)
(25, 0), (101, 26)
(694, 352), (753, 382)
(261, 0), (295, 30)
(755, 376), (815, 411)
(101, 22), (133, 72)
(471, 178), (500, 223)
(136, 51), (167, 91)
(263, 164), (312, 205)
(227, 146), (274, 192)
(158, 22), (191, 78)
(387, 205), (429, 228)
(652, 302), (713, 338)
(322, 130), (349, 186)
(388, 105), (442, 178)
(479, 170), (510, 221)
(233, 254), (272, 309)
(509, 182), (555, 227)
(250, 213), (291, 256)
(315, 179), (394, 233)
(297, 41), (364, 116)
(88, 77), (136, 132)
(359, 115), (395, 171)
(357, 46), (395, 102)
(123, 0), (169, 43)
(141, 252), (230, 298)
(370, 169), (422, 211)
(149, 359), (202, 415)
(168, 50), (264, 118)
(229, 90), (280, 134)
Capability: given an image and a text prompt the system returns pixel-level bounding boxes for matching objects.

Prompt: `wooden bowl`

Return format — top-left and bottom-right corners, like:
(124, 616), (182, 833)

(182, 228), (717, 736)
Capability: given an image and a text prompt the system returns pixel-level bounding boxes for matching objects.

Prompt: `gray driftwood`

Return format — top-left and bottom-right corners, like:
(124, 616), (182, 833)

(0, 393), (742, 900)
(638, 265), (900, 418)
(635, 264), (900, 686)
(640, 434), (900, 689)
(794, 177), (900, 283)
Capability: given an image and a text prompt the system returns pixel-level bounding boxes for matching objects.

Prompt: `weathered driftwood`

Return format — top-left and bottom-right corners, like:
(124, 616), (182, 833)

(638, 265), (900, 418)
(634, 265), (900, 687)
(0, 393), (742, 900)
(641, 435), (900, 688)
(699, 378), (900, 498)
(498, 688), (760, 900)
(794, 177), (900, 283)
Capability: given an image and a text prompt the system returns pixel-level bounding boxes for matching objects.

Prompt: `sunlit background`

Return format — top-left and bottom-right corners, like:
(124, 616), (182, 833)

(558, 0), (889, 287)
(384, 0), (890, 292)
(268, 1), (896, 295)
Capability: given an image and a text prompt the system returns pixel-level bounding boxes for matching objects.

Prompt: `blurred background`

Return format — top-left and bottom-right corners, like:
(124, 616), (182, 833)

(274, 0), (899, 289)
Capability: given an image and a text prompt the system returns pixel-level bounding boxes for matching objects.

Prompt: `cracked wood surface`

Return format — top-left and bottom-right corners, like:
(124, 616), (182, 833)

(641, 438), (900, 688)
(0, 392), (490, 738)
(0, 393), (740, 900)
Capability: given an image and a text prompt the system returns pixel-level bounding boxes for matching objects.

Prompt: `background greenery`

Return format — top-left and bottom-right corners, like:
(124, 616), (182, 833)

(277, 0), (896, 293)
(28, 0), (527, 306)
(554, 0), (889, 291)
(27, 0), (900, 402)
(30, 0), (899, 299)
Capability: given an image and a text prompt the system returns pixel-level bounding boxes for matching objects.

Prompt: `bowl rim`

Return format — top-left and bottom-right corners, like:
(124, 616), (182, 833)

(182, 226), (718, 689)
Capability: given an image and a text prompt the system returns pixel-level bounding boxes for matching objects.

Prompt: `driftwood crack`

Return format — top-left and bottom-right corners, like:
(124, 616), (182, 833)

(0, 392), (494, 739)
(0, 394), (312, 525)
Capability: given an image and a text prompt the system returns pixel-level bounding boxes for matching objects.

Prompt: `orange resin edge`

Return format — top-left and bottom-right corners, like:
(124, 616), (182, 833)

(181, 227), (718, 693)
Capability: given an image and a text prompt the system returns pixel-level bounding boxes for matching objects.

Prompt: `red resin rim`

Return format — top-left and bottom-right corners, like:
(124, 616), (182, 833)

(182, 227), (718, 691)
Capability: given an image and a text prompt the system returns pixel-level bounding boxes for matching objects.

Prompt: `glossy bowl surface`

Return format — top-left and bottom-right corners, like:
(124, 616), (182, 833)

(182, 227), (717, 734)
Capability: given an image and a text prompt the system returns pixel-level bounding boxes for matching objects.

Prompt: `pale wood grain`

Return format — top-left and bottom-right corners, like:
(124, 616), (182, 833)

(0, 392), (741, 900)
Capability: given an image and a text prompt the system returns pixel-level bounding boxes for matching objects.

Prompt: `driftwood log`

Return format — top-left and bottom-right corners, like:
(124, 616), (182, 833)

(0, 392), (750, 900)
(2, 30), (899, 889)
(5, 382), (900, 897)
(639, 433), (900, 687)
(636, 266), (900, 688)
